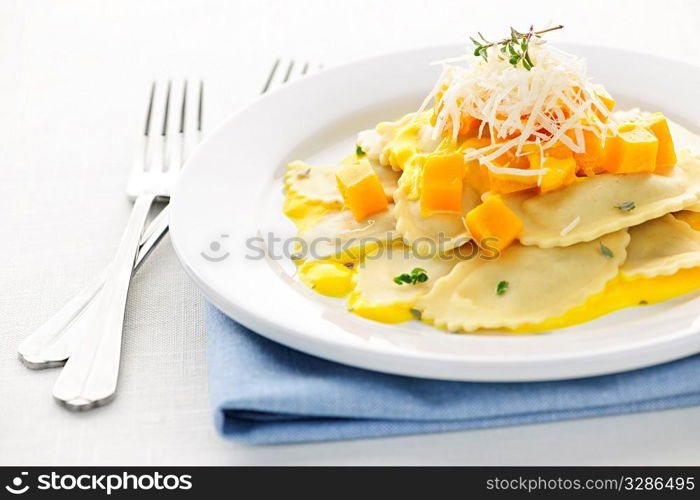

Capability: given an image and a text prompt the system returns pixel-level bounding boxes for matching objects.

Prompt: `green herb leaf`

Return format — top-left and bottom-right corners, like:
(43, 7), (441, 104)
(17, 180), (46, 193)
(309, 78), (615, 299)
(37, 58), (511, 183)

(600, 242), (614, 258)
(393, 268), (429, 286)
(496, 280), (509, 295)
(615, 201), (636, 212)
(468, 25), (563, 70)
(510, 27), (519, 43)
(355, 145), (365, 156)
(409, 308), (422, 320)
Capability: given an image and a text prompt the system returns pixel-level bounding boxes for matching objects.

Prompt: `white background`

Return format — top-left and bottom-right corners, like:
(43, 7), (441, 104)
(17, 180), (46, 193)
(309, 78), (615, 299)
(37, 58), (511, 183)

(2, 0), (700, 465)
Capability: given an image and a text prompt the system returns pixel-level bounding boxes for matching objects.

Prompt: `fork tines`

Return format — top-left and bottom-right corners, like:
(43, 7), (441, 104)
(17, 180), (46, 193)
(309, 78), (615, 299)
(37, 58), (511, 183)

(262, 59), (320, 93)
(128, 80), (203, 199)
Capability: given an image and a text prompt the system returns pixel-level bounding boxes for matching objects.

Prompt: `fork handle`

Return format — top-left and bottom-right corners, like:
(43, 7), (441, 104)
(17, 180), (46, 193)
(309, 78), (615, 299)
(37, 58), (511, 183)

(53, 193), (156, 409)
(17, 206), (170, 369)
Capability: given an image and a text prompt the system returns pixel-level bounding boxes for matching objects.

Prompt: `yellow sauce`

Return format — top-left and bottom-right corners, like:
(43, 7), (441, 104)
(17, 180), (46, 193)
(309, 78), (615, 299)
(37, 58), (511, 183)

(283, 195), (333, 232)
(347, 291), (416, 323)
(516, 267), (700, 333)
(299, 261), (354, 297)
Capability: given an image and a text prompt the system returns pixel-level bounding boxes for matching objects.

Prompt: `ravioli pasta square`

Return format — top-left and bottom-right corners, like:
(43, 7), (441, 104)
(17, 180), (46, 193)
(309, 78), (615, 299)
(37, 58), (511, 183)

(299, 207), (398, 260)
(622, 215), (700, 278)
(394, 184), (479, 254)
(348, 244), (462, 322)
(504, 150), (700, 248)
(416, 230), (630, 331)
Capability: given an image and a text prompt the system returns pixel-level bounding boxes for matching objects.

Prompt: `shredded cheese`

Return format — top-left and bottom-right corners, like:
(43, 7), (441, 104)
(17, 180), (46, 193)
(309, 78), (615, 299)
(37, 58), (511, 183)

(419, 42), (617, 173)
(560, 216), (581, 236)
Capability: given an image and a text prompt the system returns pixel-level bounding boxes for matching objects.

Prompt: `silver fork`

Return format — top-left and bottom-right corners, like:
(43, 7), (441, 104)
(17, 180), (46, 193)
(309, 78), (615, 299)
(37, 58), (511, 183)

(17, 82), (203, 369)
(52, 81), (198, 410)
(18, 62), (317, 370)
(261, 58), (318, 92)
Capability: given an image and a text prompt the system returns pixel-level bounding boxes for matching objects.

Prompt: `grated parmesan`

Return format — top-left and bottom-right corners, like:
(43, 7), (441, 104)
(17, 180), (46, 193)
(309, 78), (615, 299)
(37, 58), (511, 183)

(419, 42), (617, 175)
(560, 216), (581, 236)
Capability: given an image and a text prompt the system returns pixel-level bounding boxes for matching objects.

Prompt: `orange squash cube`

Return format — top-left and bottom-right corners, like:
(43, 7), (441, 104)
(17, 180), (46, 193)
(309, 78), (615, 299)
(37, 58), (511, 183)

(336, 161), (389, 221)
(420, 153), (464, 214)
(574, 130), (608, 176)
(592, 84), (615, 121)
(524, 148), (577, 193)
(458, 114), (481, 137)
(539, 156), (577, 193)
(603, 126), (659, 174)
(639, 113), (677, 171)
(544, 141), (574, 160)
(465, 194), (523, 252)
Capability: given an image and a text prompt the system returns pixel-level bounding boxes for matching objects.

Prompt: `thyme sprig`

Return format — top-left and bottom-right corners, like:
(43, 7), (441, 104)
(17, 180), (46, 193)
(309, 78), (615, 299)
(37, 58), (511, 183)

(599, 243), (614, 259)
(470, 25), (564, 70)
(615, 201), (636, 212)
(394, 268), (429, 286)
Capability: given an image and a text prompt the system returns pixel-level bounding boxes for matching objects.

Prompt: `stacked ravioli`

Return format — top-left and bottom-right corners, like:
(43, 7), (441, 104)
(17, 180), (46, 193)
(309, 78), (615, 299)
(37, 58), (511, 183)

(283, 44), (700, 334)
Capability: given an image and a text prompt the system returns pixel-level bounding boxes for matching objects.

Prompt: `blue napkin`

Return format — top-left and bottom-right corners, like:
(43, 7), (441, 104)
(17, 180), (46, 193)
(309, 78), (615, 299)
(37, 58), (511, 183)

(206, 303), (700, 444)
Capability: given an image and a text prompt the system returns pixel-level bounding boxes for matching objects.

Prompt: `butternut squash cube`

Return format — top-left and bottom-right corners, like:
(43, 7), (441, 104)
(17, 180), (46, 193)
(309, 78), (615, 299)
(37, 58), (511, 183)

(574, 130), (608, 176)
(465, 194), (523, 252)
(603, 126), (659, 174)
(539, 156), (577, 193)
(639, 113), (677, 170)
(336, 160), (389, 221)
(524, 148), (576, 193)
(420, 153), (464, 214)
(458, 114), (481, 137)
(592, 84), (615, 121)
(544, 141), (574, 160)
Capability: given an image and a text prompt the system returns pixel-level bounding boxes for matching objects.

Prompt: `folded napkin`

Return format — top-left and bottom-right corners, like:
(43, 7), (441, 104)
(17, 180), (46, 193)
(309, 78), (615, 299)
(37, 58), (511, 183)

(206, 303), (700, 444)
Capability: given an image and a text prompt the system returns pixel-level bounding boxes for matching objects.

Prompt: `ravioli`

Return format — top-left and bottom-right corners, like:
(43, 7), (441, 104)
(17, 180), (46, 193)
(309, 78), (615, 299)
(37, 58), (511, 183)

(517, 267), (700, 333)
(416, 230), (630, 331)
(285, 159), (399, 208)
(394, 185), (479, 255)
(348, 244), (462, 322)
(622, 215), (700, 278)
(298, 207), (398, 260)
(504, 150), (700, 248)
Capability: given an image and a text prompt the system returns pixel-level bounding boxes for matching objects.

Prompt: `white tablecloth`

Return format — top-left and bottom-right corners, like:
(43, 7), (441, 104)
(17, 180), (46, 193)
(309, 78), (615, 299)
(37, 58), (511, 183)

(2, 0), (700, 465)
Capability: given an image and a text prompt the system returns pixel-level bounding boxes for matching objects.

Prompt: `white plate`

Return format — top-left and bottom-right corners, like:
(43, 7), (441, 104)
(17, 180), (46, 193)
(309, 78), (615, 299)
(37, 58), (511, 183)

(170, 43), (700, 382)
